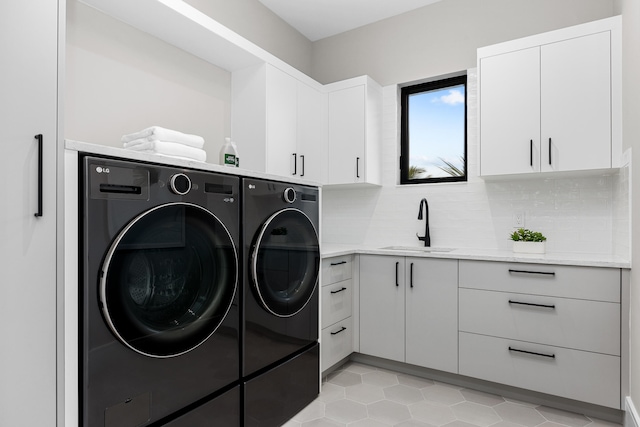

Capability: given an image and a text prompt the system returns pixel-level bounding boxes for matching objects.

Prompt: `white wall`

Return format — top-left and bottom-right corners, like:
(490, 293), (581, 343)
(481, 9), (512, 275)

(619, 0), (640, 419)
(311, 0), (616, 85)
(323, 72), (629, 256)
(65, 1), (232, 161)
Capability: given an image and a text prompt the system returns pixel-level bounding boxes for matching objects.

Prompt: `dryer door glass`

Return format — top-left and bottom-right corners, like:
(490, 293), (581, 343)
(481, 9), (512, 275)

(251, 208), (320, 317)
(100, 203), (237, 358)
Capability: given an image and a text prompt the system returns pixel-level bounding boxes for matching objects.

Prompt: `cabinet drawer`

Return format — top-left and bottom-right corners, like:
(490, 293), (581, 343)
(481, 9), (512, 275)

(322, 279), (352, 328)
(322, 318), (353, 372)
(459, 289), (620, 355)
(459, 260), (620, 302)
(459, 332), (620, 409)
(322, 256), (353, 285)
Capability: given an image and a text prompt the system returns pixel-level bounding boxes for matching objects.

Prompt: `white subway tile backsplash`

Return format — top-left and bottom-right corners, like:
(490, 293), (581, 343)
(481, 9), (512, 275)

(322, 69), (631, 259)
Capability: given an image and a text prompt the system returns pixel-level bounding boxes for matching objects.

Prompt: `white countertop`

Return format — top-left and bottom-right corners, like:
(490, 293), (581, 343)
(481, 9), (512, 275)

(321, 243), (631, 269)
(65, 140), (322, 187)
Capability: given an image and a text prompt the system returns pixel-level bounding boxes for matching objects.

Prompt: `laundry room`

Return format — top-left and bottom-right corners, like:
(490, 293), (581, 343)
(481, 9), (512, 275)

(3, 0), (640, 426)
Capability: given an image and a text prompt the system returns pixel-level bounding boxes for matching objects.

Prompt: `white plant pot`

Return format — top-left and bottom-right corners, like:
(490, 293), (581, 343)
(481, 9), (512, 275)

(512, 241), (546, 254)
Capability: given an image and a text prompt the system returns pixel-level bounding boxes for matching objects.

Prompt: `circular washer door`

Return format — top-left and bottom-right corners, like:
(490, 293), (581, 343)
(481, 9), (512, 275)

(251, 208), (320, 317)
(100, 202), (238, 358)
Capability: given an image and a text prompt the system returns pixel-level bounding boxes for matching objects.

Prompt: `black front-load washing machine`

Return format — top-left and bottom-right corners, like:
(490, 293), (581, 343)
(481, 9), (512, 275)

(80, 155), (240, 427)
(242, 177), (320, 427)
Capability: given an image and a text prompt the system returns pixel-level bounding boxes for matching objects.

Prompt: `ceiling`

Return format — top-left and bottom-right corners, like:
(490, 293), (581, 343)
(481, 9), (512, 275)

(258, 0), (443, 41)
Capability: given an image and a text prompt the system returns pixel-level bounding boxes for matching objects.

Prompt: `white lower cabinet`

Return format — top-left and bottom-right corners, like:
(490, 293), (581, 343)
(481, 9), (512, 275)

(458, 260), (621, 408)
(459, 333), (620, 408)
(359, 255), (458, 374)
(321, 256), (354, 372)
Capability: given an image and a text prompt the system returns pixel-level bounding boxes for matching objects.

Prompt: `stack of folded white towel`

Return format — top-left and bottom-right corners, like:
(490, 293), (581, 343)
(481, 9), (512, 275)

(122, 126), (207, 162)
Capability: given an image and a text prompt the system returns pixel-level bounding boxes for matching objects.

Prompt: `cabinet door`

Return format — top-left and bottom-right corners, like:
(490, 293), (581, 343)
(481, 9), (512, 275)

(0, 1), (58, 426)
(327, 85), (365, 184)
(266, 66), (297, 176)
(405, 258), (458, 373)
(480, 47), (540, 176)
(297, 81), (324, 182)
(541, 31), (611, 172)
(359, 255), (405, 362)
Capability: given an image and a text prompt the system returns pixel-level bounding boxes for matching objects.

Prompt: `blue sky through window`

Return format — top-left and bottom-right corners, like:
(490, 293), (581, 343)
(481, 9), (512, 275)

(408, 84), (465, 179)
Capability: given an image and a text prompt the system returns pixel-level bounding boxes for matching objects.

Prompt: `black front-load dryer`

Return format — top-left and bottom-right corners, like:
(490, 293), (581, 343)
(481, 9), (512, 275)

(242, 178), (320, 426)
(80, 155), (240, 427)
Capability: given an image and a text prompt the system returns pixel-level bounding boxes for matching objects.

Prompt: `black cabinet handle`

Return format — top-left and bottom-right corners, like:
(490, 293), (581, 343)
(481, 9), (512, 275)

(300, 154), (305, 177)
(508, 269), (555, 276)
(331, 326), (347, 335)
(395, 262), (399, 287)
(34, 134), (43, 217)
(410, 263), (414, 288)
(508, 300), (555, 309)
(330, 287), (347, 294)
(509, 346), (555, 359)
(292, 153), (297, 175)
(330, 261), (347, 266)
(530, 139), (533, 167)
(356, 157), (360, 179)
(548, 138), (552, 165)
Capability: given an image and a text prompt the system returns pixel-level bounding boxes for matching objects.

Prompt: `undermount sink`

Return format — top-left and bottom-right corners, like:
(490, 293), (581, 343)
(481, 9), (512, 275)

(380, 246), (454, 253)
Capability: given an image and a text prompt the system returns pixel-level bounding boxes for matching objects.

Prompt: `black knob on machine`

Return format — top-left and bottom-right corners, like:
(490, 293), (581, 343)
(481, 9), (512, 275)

(283, 187), (296, 203)
(170, 173), (192, 195)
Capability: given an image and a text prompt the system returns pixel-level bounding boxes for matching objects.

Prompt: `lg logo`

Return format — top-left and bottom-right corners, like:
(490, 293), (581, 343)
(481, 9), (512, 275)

(95, 166), (110, 174)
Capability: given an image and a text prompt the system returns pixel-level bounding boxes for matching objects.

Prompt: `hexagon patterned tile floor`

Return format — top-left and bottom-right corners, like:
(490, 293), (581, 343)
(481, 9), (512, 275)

(283, 362), (621, 427)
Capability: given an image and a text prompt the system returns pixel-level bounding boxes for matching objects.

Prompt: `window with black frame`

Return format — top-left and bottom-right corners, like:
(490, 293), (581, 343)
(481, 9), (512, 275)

(400, 74), (467, 184)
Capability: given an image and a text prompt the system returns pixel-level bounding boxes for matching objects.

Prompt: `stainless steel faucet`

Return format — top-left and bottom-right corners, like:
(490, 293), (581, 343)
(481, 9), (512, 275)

(417, 198), (431, 247)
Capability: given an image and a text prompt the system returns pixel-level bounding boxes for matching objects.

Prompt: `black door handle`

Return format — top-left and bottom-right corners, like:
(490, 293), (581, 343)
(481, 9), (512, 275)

(410, 263), (414, 288)
(530, 139), (533, 167)
(300, 155), (305, 177)
(356, 157), (360, 179)
(34, 134), (43, 217)
(548, 138), (552, 165)
(395, 262), (399, 287)
(292, 153), (297, 175)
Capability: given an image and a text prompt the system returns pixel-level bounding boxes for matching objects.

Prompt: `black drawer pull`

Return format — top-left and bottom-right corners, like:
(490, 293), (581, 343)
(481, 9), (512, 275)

(509, 300), (555, 309)
(330, 287), (347, 294)
(509, 346), (555, 359)
(330, 261), (347, 266)
(508, 269), (555, 276)
(331, 326), (347, 336)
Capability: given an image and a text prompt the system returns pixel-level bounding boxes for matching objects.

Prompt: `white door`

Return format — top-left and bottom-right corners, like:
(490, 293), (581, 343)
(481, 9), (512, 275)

(266, 65), (297, 176)
(405, 258), (458, 374)
(480, 47), (540, 176)
(328, 86), (365, 184)
(0, 1), (58, 426)
(359, 255), (405, 362)
(541, 31), (611, 172)
(297, 81), (324, 182)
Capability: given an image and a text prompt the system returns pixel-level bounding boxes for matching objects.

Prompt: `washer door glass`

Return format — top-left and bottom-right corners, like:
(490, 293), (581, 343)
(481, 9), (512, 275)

(251, 208), (320, 317)
(100, 202), (237, 358)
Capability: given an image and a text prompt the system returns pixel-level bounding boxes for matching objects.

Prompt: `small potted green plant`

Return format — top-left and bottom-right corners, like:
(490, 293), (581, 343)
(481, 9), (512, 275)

(510, 228), (547, 254)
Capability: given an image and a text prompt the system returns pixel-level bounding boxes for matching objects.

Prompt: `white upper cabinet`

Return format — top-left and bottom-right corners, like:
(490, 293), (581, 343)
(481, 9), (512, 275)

(326, 76), (382, 186)
(479, 16), (621, 177)
(232, 63), (326, 182)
